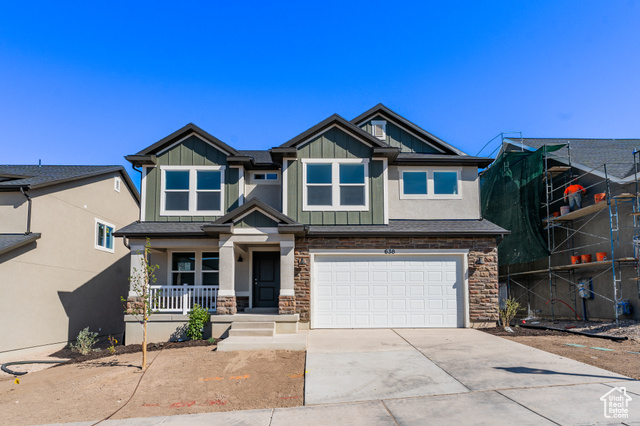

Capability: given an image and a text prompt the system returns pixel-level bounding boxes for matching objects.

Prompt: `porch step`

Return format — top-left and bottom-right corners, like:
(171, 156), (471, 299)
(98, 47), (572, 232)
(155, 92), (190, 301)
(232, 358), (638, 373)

(231, 321), (276, 330)
(228, 328), (275, 337)
(243, 308), (278, 314)
(228, 321), (275, 337)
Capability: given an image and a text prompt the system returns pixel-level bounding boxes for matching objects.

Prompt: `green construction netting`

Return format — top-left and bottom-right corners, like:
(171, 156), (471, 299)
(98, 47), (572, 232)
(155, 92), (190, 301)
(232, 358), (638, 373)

(481, 145), (563, 266)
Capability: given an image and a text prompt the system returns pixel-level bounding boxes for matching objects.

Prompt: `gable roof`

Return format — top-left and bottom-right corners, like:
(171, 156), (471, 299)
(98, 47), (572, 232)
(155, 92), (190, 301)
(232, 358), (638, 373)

(504, 138), (640, 180)
(212, 198), (298, 225)
(129, 122), (241, 158)
(0, 233), (41, 256)
(351, 104), (467, 156)
(0, 165), (140, 202)
(277, 114), (392, 150)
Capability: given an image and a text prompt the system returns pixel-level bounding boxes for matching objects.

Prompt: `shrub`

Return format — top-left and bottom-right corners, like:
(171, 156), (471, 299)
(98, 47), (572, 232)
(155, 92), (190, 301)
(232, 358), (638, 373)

(499, 297), (523, 328)
(186, 304), (211, 341)
(70, 327), (99, 355)
(107, 335), (118, 355)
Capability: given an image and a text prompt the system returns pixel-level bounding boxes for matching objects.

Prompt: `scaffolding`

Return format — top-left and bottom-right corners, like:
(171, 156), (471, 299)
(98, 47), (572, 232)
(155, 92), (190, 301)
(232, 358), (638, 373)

(500, 143), (640, 324)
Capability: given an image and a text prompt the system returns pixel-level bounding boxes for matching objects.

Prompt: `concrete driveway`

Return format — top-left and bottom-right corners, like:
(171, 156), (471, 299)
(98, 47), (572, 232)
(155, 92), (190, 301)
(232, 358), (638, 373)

(304, 328), (640, 424)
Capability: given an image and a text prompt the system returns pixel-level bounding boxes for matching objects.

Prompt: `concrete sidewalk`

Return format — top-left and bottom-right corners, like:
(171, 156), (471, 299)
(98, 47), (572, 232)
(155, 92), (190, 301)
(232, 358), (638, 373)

(54, 381), (640, 425)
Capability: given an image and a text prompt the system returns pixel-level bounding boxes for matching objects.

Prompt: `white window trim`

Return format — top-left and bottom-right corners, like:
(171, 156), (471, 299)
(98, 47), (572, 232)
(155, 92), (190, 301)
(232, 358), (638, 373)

(160, 165), (226, 216)
(371, 120), (387, 140)
(302, 158), (369, 212)
(249, 170), (280, 185)
(95, 218), (115, 253)
(167, 250), (220, 286)
(399, 167), (462, 200)
(114, 176), (121, 192)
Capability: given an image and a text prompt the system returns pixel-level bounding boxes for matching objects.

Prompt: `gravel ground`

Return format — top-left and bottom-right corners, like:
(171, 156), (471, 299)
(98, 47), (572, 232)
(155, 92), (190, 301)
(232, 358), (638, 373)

(523, 319), (640, 341)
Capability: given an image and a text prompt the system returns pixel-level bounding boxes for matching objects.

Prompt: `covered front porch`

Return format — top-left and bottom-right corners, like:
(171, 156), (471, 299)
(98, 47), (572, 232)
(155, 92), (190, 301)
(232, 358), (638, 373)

(121, 200), (303, 344)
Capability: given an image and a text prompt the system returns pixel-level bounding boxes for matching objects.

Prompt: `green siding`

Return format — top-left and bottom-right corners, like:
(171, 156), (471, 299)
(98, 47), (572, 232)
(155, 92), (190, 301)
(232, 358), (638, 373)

(287, 127), (385, 226)
(360, 115), (440, 154)
(236, 211), (278, 228)
(144, 135), (239, 222)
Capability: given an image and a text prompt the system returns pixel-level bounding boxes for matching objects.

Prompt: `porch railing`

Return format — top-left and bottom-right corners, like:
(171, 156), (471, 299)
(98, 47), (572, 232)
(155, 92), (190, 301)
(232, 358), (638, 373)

(149, 285), (218, 315)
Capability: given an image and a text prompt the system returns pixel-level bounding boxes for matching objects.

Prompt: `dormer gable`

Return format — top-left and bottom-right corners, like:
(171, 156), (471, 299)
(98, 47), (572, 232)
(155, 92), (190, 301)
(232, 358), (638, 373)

(202, 198), (303, 235)
(352, 104), (467, 156)
(271, 114), (399, 162)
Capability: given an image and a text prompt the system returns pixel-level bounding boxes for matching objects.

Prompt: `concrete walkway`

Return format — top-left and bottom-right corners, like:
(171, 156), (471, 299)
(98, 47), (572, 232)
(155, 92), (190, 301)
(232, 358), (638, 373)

(53, 329), (640, 425)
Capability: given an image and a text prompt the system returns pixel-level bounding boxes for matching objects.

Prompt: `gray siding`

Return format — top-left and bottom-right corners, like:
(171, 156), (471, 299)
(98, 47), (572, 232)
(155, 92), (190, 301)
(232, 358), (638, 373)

(360, 115), (440, 154)
(144, 135), (239, 222)
(236, 211), (279, 228)
(287, 127), (385, 225)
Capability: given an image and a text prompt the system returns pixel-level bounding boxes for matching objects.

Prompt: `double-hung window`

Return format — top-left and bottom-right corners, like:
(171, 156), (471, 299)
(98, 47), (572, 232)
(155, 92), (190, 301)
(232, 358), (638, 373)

(303, 159), (369, 211)
(161, 166), (225, 215)
(400, 168), (461, 199)
(95, 219), (115, 253)
(170, 251), (219, 286)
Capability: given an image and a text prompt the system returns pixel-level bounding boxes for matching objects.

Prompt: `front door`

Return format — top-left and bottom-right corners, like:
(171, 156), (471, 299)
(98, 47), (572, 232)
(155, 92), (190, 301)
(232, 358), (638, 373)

(253, 252), (280, 308)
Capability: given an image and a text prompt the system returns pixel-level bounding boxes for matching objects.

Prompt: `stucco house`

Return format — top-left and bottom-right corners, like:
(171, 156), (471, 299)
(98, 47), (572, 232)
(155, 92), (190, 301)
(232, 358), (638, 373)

(117, 104), (507, 344)
(0, 165), (139, 360)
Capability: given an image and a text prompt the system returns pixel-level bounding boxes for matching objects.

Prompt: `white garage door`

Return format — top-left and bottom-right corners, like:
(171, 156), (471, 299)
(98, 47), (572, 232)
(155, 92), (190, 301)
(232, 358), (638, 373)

(312, 254), (464, 328)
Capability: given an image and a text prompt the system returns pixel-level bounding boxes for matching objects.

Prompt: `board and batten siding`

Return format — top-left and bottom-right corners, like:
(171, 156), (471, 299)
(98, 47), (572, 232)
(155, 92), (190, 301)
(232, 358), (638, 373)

(144, 135), (240, 222)
(236, 211), (279, 228)
(286, 127), (385, 225)
(360, 115), (440, 154)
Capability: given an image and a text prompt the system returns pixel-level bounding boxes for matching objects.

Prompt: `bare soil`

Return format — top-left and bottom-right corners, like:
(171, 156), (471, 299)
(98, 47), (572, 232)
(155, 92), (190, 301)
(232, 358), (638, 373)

(482, 326), (640, 380)
(0, 346), (305, 426)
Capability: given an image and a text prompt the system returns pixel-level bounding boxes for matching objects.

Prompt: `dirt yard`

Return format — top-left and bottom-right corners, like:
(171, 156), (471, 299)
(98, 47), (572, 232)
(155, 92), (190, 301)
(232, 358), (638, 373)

(482, 326), (640, 380)
(0, 346), (305, 426)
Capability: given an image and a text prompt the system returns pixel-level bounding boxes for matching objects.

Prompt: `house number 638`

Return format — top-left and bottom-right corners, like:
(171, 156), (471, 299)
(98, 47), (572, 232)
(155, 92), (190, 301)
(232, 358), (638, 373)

(384, 249), (396, 254)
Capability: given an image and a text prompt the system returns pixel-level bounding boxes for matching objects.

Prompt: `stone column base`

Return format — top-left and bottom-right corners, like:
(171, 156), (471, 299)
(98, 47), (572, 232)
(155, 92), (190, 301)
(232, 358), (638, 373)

(217, 296), (237, 315)
(278, 295), (296, 315)
(126, 296), (144, 315)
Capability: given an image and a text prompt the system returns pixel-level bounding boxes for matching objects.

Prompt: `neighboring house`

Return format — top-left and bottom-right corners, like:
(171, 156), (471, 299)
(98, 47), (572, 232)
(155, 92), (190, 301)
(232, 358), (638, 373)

(117, 104), (507, 344)
(487, 138), (640, 321)
(0, 165), (140, 360)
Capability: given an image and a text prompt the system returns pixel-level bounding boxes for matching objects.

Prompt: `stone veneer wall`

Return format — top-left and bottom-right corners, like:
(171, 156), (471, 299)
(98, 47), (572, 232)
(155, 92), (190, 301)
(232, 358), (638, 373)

(293, 237), (499, 327)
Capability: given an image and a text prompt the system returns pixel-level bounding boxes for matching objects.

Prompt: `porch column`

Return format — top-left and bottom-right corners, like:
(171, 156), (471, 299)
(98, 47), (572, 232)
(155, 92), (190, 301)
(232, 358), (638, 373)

(217, 236), (237, 315)
(126, 243), (146, 314)
(279, 238), (296, 315)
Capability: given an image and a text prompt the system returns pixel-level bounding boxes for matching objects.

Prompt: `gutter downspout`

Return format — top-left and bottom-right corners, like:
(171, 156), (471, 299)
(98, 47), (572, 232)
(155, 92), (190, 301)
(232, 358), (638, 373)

(19, 187), (32, 234)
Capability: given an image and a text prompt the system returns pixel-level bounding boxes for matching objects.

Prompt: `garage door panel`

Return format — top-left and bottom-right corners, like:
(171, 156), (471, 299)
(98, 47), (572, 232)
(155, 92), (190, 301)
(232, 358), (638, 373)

(312, 254), (463, 329)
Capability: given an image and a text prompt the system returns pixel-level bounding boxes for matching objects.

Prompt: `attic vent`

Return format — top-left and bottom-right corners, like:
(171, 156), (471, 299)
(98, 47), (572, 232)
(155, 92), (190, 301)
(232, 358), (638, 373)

(114, 177), (121, 192)
(371, 120), (387, 140)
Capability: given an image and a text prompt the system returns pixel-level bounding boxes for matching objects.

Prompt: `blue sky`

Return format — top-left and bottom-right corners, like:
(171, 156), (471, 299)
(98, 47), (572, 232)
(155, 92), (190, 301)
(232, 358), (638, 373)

(1, 1), (639, 188)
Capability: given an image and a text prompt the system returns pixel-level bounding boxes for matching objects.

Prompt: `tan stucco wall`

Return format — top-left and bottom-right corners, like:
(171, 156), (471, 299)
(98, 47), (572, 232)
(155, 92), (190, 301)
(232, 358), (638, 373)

(0, 172), (139, 355)
(388, 166), (481, 220)
(0, 192), (30, 233)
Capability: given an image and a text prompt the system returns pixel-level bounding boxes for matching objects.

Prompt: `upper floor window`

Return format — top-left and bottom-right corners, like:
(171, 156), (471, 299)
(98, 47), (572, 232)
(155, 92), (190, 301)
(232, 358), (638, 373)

(371, 120), (387, 140)
(400, 168), (461, 199)
(95, 219), (115, 253)
(160, 166), (225, 216)
(303, 159), (369, 211)
(250, 171), (279, 185)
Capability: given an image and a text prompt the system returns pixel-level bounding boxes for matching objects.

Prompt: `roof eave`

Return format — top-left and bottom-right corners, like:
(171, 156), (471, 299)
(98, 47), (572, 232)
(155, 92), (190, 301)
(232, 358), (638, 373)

(125, 155), (157, 167)
(0, 233), (41, 256)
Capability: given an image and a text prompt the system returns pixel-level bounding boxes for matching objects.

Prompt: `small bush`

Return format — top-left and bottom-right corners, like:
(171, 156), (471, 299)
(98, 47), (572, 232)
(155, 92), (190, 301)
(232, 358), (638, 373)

(207, 337), (216, 344)
(499, 298), (523, 328)
(70, 327), (99, 355)
(107, 335), (118, 355)
(186, 304), (211, 341)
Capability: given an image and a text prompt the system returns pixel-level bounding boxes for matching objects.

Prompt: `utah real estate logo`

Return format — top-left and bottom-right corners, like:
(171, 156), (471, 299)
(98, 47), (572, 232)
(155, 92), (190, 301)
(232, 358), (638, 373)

(600, 387), (632, 419)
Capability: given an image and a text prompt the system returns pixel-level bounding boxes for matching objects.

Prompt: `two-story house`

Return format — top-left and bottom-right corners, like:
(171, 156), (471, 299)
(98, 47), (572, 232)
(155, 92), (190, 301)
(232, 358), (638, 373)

(0, 165), (139, 360)
(117, 104), (507, 344)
